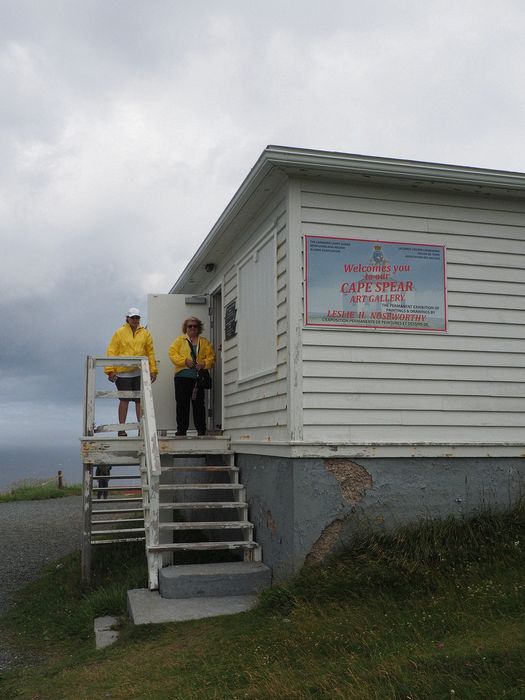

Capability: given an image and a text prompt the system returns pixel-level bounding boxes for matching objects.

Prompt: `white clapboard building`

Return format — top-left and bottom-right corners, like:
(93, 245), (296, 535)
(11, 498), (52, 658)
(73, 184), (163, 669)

(148, 145), (525, 579)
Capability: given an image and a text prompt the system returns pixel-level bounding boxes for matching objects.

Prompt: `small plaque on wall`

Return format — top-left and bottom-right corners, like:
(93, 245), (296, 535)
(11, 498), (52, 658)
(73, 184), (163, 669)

(225, 300), (237, 340)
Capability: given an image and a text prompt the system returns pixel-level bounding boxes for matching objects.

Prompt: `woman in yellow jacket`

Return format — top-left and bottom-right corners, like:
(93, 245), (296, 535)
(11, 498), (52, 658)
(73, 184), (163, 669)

(105, 307), (158, 436)
(168, 316), (215, 436)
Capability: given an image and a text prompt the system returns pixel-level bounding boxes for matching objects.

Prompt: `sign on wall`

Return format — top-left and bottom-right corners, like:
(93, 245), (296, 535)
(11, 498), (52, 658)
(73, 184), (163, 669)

(305, 236), (447, 331)
(224, 300), (237, 340)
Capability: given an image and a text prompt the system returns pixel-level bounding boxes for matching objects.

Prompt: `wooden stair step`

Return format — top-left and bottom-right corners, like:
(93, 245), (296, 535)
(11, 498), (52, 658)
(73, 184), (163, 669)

(91, 474), (141, 480)
(159, 521), (253, 530)
(96, 496), (143, 503)
(159, 447), (235, 457)
(91, 537), (145, 545)
(88, 457), (142, 465)
(92, 507), (144, 514)
(159, 484), (243, 491)
(161, 466), (238, 472)
(148, 541), (259, 553)
(91, 518), (144, 525)
(91, 527), (145, 536)
(157, 501), (248, 509)
(93, 485), (142, 491)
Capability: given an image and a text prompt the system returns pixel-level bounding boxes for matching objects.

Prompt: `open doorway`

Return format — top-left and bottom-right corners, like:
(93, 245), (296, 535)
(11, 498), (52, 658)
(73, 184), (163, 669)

(147, 292), (223, 434)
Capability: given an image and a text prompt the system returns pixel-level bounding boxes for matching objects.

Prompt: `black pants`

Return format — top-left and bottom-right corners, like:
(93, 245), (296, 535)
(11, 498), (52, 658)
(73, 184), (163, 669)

(174, 376), (206, 435)
(95, 465), (111, 499)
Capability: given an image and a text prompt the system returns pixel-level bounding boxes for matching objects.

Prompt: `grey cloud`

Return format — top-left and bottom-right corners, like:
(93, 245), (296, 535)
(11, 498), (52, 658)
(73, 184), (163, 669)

(1, 0), (525, 464)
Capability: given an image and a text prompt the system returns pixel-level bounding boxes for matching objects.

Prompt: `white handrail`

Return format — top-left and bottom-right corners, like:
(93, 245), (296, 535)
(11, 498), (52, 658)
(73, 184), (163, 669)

(82, 355), (162, 589)
(138, 358), (162, 589)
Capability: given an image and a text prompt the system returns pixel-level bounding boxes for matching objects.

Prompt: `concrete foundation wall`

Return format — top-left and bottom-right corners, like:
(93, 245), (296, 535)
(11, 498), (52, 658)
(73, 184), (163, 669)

(237, 453), (525, 581)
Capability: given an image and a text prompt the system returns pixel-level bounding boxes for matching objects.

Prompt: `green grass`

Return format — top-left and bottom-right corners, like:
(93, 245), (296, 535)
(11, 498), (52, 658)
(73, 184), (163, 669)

(0, 479), (82, 502)
(1, 506), (523, 699)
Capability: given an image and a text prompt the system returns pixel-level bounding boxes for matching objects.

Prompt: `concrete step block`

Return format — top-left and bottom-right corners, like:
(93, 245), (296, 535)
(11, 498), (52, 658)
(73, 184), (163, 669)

(159, 561), (272, 599)
(128, 589), (257, 625)
(94, 615), (119, 649)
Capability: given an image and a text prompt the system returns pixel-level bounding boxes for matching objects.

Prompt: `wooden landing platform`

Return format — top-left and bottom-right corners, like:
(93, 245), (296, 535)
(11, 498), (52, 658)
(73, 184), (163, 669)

(81, 435), (231, 464)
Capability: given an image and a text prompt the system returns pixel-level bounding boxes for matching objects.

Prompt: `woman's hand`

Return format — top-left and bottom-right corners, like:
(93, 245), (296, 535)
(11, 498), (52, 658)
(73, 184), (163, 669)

(108, 372), (117, 383)
(195, 363), (204, 371)
(185, 358), (195, 368)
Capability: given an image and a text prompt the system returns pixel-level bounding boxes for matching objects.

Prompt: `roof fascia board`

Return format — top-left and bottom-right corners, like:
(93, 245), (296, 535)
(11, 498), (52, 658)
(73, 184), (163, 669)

(263, 145), (525, 191)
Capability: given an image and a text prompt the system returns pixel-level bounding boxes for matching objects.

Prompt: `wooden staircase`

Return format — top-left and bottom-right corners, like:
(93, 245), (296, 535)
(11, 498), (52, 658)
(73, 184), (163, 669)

(89, 455), (145, 545)
(149, 446), (261, 565)
(81, 355), (262, 592)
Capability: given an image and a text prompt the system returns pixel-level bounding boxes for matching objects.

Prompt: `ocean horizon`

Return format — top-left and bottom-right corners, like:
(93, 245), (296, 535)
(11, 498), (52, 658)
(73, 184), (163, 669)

(0, 445), (82, 491)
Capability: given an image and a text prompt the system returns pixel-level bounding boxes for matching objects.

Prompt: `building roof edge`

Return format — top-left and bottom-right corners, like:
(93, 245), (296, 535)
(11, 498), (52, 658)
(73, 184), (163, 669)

(171, 146), (525, 292)
(263, 144), (525, 188)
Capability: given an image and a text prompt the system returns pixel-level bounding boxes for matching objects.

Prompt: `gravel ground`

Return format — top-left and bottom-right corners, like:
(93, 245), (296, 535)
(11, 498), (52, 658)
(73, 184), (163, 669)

(0, 496), (82, 670)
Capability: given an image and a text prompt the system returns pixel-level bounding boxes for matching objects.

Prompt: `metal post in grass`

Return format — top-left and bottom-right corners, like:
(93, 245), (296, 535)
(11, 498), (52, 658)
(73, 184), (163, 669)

(58, 470), (64, 489)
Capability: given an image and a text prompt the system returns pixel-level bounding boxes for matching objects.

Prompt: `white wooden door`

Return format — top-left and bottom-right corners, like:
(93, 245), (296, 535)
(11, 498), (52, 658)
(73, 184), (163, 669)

(147, 293), (209, 431)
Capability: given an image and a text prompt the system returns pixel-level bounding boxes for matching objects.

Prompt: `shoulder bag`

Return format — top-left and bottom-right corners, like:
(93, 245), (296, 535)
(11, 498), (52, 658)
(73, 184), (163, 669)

(186, 339), (212, 390)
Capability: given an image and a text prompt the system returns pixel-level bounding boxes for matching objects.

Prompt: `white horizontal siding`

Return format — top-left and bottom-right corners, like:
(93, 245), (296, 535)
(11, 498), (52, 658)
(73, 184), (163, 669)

(304, 360), (519, 382)
(309, 409), (524, 427)
(448, 307), (524, 325)
(304, 376), (525, 397)
(300, 180), (525, 445)
(304, 393), (524, 411)
(302, 424), (525, 443)
(448, 279), (525, 296)
(304, 344), (525, 368)
(302, 180), (525, 225)
(444, 322), (525, 339)
(304, 330), (523, 352)
(448, 264), (525, 284)
(222, 195), (289, 441)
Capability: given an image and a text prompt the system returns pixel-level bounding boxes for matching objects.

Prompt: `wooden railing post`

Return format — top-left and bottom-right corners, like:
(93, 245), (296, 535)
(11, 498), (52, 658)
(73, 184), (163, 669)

(81, 463), (93, 584)
(81, 356), (97, 584)
(84, 356), (97, 436)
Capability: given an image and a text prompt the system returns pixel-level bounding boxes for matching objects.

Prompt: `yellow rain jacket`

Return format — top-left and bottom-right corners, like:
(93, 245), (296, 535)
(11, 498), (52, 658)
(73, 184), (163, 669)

(168, 335), (215, 375)
(105, 323), (158, 376)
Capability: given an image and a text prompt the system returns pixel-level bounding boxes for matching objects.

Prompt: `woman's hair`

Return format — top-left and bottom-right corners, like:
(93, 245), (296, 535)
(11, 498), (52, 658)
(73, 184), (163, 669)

(182, 317), (204, 334)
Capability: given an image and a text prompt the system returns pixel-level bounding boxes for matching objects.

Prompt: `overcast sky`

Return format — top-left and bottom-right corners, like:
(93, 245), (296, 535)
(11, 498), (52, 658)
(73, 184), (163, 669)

(1, 0), (524, 472)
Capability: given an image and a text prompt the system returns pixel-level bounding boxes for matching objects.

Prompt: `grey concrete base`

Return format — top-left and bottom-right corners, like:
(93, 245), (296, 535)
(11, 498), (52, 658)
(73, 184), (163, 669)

(237, 453), (525, 581)
(127, 588), (258, 625)
(159, 561), (271, 599)
(94, 615), (119, 649)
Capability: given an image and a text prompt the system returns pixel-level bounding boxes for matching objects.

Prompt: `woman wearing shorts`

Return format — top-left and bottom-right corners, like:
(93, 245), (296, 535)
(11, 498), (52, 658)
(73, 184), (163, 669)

(105, 307), (158, 436)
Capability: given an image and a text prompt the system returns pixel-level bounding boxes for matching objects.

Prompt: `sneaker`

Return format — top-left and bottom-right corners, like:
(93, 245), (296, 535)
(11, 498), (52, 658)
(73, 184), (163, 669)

(118, 431), (127, 437)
